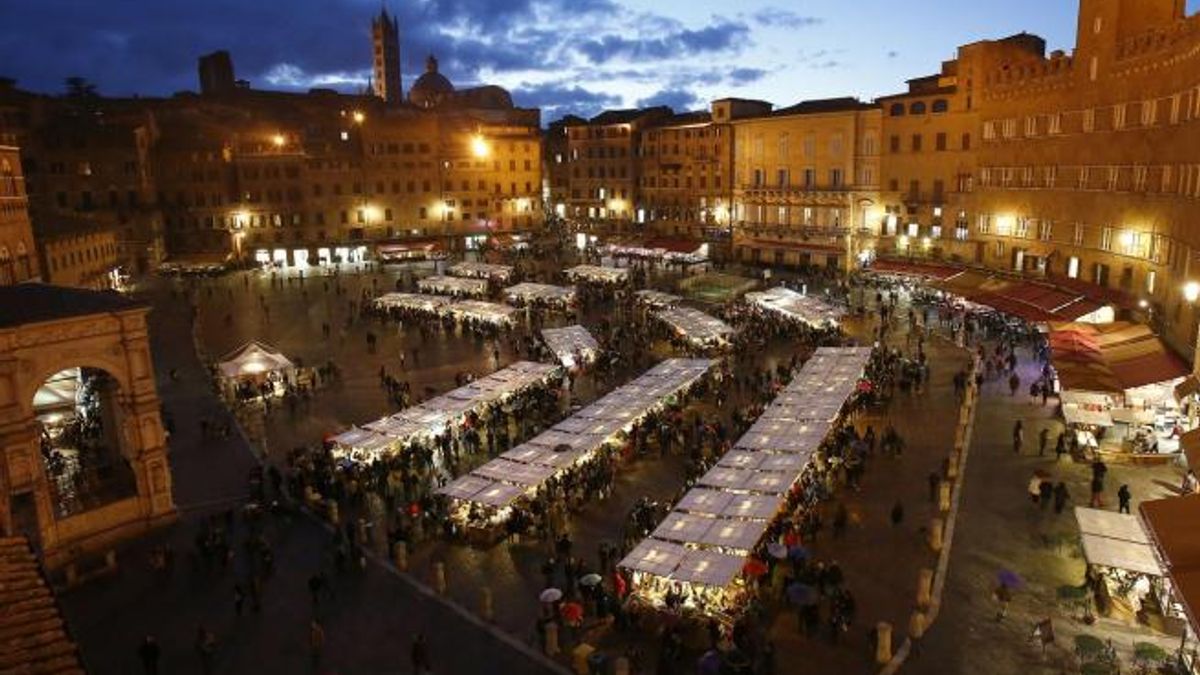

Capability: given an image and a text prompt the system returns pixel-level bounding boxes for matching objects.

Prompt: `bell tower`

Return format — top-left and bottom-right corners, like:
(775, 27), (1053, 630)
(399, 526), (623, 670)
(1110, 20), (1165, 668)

(371, 7), (402, 105)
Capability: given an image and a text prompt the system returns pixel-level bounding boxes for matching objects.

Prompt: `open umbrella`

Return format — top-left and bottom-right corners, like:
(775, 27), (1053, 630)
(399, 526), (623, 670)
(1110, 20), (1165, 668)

(997, 570), (1024, 588)
(743, 557), (768, 578)
(697, 650), (721, 675)
(539, 587), (563, 603)
(787, 582), (819, 607)
(560, 601), (584, 625)
(767, 542), (788, 559)
(580, 573), (603, 587)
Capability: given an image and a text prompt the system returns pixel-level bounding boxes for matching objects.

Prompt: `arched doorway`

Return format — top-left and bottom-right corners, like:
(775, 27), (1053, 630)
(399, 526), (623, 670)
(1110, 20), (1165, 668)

(32, 367), (138, 518)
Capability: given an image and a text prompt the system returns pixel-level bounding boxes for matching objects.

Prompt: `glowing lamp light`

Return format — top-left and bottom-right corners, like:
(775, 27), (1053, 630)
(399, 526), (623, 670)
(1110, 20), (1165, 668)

(363, 205), (382, 223)
(271, 134), (286, 147)
(352, 110), (366, 124)
(1138, 299), (1149, 309)
(1185, 281), (1200, 303)
(996, 214), (1016, 235)
(470, 134), (490, 158)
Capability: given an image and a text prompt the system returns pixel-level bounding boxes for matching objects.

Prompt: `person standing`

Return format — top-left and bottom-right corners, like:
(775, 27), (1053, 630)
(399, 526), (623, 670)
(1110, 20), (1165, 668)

(1008, 371), (1020, 397)
(1053, 482), (1070, 514)
(1013, 420), (1024, 455)
(1038, 427), (1049, 457)
(195, 626), (217, 675)
(1117, 484), (1132, 514)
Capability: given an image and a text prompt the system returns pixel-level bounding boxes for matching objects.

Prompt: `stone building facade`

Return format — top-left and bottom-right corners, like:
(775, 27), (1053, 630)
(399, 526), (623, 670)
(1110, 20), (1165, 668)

(0, 142), (39, 284)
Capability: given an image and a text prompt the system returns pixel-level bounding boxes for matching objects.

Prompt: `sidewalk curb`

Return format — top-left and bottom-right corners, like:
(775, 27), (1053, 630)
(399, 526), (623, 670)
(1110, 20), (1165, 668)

(880, 361), (979, 675)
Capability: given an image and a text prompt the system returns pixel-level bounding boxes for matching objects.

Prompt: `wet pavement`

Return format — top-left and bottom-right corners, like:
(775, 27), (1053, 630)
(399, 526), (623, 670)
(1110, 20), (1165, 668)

(52, 239), (1180, 675)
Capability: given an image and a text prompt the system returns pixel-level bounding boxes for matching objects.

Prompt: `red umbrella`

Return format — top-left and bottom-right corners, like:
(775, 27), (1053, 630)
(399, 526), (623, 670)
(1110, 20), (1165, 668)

(560, 601), (584, 625)
(743, 557), (768, 577)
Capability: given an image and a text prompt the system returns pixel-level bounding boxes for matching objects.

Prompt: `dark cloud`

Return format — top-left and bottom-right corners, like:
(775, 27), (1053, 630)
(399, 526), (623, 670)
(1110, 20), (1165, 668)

(512, 81), (621, 120)
(636, 88), (702, 112)
(727, 67), (769, 85)
(751, 8), (822, 29)
(577, 17), (750, 64)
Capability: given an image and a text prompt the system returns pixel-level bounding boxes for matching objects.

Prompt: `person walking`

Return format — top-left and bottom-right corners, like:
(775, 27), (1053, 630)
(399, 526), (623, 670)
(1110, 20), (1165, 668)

(1038, 480), (1053, 510)
(890, 501), (904, 526)
(411, 633), (432, 675)
(1038, 427), (1049, 457)
(993, 583), (1012, 621)
(1090, 476), (1105, 508)
(309, 620), (325, 668)
(138, 635), (160, 675)
(233, 583), (245, 616)
(1013, 420), (1024, 455)
(195, 626), (217, 675)
(1008, 371), (1020, 397)
(1117, 484), (1132, 514)
(1053, 482), (1070, 514)
(928, 471), (941, 503)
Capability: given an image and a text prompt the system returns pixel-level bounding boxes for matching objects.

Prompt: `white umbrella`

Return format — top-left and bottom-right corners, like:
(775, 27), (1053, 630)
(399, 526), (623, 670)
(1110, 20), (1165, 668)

(539, 587), (563, 603)
(767, 542), (788, 560)
(580, 573), (603, 587)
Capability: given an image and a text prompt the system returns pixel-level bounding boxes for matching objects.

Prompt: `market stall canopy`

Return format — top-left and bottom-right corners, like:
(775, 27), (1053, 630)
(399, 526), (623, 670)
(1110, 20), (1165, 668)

(606, 237), (708, 264)
(376, 238), (443, 261)
(1074, 507), (1161, 576)
(374, 292), (453, 311)
(565, 265), (629, 284)
(448, 261), (514, 282)
(1050, 322), (1188, 393)
(540, 325), (599, 368)
(654, 306), (733, 347)
(934, 273), (1113, 324)
(671, 549), (745, 588)
(1140, 495), (1200, 634)
(417, 275), (488, 296)
(635, 289), (683, 308)
(505, 282), (576, 305)
(218, 340), (294, 379)
(745, 286), (844, 327)
(619, 538), (687, 577)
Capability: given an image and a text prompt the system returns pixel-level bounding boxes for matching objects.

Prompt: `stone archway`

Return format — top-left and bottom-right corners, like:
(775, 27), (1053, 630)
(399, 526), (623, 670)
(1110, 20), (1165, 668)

(0, 290), (175, 567)
(31, 366), (140, 521)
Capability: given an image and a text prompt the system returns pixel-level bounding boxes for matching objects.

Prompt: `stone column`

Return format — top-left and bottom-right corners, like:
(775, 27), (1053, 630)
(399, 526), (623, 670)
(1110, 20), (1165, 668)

(938, 481), (952, 512)
(392, 541), (408, 571)
(544, 621), (560, 656)
(480, 587), (493, 621)
(433, 561), (447, 594)
(928, 517), (944, 551)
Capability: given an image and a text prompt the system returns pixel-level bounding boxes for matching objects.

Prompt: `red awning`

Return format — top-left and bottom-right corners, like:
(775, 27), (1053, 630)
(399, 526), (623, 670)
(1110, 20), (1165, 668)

(376, 239), (442, 255)
(643, 237), (702, 254)
(1050, 322), (1187, 391)
(747, 239), (842, 254)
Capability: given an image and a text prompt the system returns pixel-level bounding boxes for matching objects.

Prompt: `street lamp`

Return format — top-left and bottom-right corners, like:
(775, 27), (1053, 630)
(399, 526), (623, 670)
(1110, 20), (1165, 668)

(271, 134), (286, 148)
(471, 134), (490, 159)
(1185, 281), (1200, 303)
(352, 110), (366, 124)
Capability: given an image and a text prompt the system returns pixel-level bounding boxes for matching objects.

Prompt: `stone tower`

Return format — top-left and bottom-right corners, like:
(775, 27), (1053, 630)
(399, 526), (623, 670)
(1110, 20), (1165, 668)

(371, 7), (402, 105)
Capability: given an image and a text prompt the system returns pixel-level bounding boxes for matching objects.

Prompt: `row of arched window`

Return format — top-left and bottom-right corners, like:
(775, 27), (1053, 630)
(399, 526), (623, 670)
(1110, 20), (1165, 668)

(889, 99), (950, 116)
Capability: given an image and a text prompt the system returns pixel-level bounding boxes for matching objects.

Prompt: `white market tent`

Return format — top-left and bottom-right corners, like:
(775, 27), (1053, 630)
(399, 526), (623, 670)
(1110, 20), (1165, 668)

(373, 292), (454, 312)
(746, 286), (845, 327)
(440, 358), (713, 516)
(541, 325), (600, 368)
(1074, 506), (1163, 576)
(635, 289), (683, 308)
(622, 538), (688, 578)
(448, 261), (514, 282)
(505, 282), (576, 306)
(565, 264), (629, 284)
(218, 341), (295, 383)
(620, 347), (872, 612)
(329, 361), (559, 463)
(417, 275), (489, 297)
(449, 300), (519, 325)
(654, 306), (734, 348)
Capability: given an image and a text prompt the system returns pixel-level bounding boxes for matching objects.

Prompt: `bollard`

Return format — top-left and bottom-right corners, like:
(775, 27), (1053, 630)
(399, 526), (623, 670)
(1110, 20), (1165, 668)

(916, 568), (934, 609)
(928, 517), (944, 552)
(392, 541), (408, 571)
(328, 501), (339, 526)
(614, 657), (630, 675)
(65, 563), (78, 587)
(909, 609), (927, 642)
(875, 621), (893, 665)
(433, 562), (446, 595)
(480, 587), (494, 621)
(545, 621), (560, 656)
(105, 549), (118, 571)
(938, 481), (952, 513)
(946, 454), (959, 479)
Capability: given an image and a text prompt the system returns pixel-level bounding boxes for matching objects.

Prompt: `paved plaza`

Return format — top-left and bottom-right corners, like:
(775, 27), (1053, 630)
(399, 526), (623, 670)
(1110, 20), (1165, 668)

(48, 240), (1190, 675)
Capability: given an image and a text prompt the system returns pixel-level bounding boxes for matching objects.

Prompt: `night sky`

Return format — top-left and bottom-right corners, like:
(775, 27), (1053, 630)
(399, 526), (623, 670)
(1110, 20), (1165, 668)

(2, 0), (1197, 122)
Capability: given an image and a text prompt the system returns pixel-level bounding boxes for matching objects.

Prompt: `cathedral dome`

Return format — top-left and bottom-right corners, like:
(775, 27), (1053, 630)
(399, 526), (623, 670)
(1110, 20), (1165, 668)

(409, 55), (454, 108)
